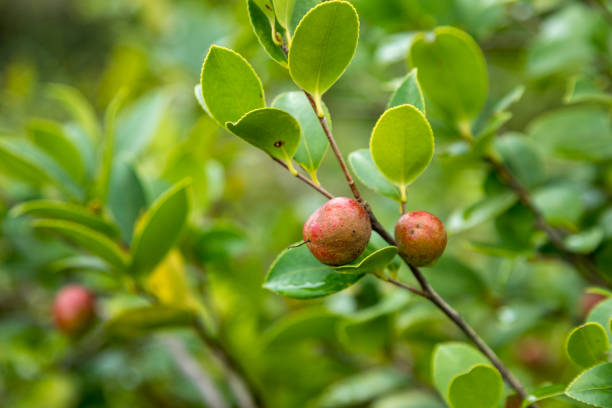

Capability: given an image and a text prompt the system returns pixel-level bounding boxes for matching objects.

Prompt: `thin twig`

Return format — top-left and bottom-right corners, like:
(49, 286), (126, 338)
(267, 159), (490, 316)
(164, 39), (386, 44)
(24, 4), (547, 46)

(271, 156), (333, 199)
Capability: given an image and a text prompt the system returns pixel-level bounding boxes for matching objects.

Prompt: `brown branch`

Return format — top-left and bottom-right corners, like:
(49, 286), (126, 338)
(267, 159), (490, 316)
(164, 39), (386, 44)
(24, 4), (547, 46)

(271, 156), (334, 199)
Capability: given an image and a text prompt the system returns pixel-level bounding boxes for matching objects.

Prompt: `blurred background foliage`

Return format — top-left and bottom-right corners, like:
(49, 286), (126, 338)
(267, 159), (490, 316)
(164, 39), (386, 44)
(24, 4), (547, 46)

(0, 0), (611, 407)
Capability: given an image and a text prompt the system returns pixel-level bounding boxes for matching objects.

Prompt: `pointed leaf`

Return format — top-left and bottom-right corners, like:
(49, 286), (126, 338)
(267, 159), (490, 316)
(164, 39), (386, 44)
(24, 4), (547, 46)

(369, 105), (434, 197)
(348, 149), (401, 201)
(46, 83), (101, 141)
(272, 92), (329, 179)
(565, 363), (612, 408)
(226, 108), (301, 171)
(387, 69), (425, 113)
(409, 27), (488, 126)
(200, 45), (265, 126)
(565, 322), (609, 368)
(288, 0), (359, 115)
(32, 219), (128, 269)
(11, 200), (119, 237)
(247, 0), (288, 66)
(335, 246), (397, 274)
(108, 158), (147, 242)
(105, 305), (195, 338)
(130, 180), (190, 275)
(263, 244), (364, 299)
(448, 364), (502, 408)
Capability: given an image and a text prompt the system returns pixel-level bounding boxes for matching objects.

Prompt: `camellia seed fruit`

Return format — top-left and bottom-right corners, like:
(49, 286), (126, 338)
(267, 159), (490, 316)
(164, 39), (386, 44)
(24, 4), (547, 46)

(303, 197), (372, 266)
(53, 284), (96, 335)
(395, 211), (447, 267)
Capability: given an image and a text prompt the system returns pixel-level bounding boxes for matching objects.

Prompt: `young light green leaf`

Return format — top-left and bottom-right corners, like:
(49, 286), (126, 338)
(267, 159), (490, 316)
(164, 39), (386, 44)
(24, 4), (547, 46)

(130, 180), (190, 275)
(288, 0), (359, 116)
(409, 27), (488, 127)
(25, 119), (86, 184)
(226, 107), (301, 174)
(247, 0), (288, 66)
(369, 105), (434, 201)
(447, 192), (517, 234)
(521, 384), (566, 408)
(32, 219), (128, 269)
(565, 322), (609, 368)
(349, 149), (402, 201)
(263, 244), (364, 299)
(274, 0), (296, 30)
(432, 342), (489, 400)
(587, 298), (612, 343)
(200, 45), (265, 126)
(387, 69), (425, 113)
(335, 246), (398, 274)
(448, 364), (502, 408)
(46, 83), (102, 141)
(565, 363), (612, 408)
(11, 200), (119, 237)
(105, 305), (195, 338)
(272, 92), (329, 181)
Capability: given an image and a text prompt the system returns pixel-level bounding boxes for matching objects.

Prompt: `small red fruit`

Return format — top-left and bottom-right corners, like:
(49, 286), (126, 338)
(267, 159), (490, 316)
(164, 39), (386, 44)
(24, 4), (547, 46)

(580, 292), (607, 318)
(395, 211), (447, 266)
(53, 285), (96, 335)
(303, 197), (372, 266)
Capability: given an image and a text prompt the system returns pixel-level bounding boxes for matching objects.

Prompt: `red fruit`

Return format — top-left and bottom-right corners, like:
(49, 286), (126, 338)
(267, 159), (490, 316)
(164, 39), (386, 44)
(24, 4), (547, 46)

(395, 211), (447, 267)
(53, 285), (96, 335)
(580, 292), (607, 318)
(303, 197), (372, 266)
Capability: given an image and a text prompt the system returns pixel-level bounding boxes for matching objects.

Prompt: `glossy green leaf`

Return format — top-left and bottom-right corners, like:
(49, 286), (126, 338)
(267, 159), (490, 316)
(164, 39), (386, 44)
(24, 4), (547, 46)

(521, 384), (566, 408)
(565, 322), (609, 368)
(25, 119), (85, 184)
(318, 367), (409, 408)
(105, 305), (195, 338)
(565, 363), (612, 408)
(372, 391), (445, 408)
(274, 0), (295, 30)
(409, 27), (488, 126)
(348, 149), (401, 201)
(11, 200), (119, 237)
(563, 227), (604, 254)
(263, 244), (364, 299)
(432, 342), (489, 400)
(387, 69), (425, 113)
(288, 0), (359, 116)
(32, 219), (128, 269)
(130, 180), (190, 275)
(272, 92), (329, 180)
(494, 133), (546, 189)
(587, 298), (612, 343)
(200, 45), (265, 126)
(46, 83), (101, 141)
(369, 105), (434, 199)
(226, 108), (301, 173)
(448, 364), (502, 408)
(107, 158), (147, 242)
(447, 191), (517, 234)
(247, 0), (287, 66)
(335, 246), (397, 274)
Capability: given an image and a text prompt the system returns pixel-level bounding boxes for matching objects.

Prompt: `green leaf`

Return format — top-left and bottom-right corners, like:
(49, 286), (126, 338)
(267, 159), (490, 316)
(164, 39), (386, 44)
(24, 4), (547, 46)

(565, 322), (609, 368)
(25, 119), (86, 184)
(263, 244), (364, 299)
(107, 158), (147, 242)
(493, 133), (546, 189)
(288, 0), (359, 116)
(318, 367), (409, 408)
(272, 92), (329, 180)
(563, 227), (604, 254)
(262, 309), (340, 349)
(587, 298), (612, 343)
(335, 246), (397, 274)
(491, 85), (525, 114)
(369, 104), (434, 199)
(372, 391), (445, 408)
(288, 0), (320, 35)
(11, 200), (119, 237)
(97, 89), (127, 202)
(105, 305), (195, 338)
(565, 363), (612, 408)
(130, 180), (190, 275)
(533, 184), (584, 228)
(274, 0), (296, 30)
(409, 26), (488, 126)
(387, 69), (425, 113)
(448, 364), (502, 408)
(348, 149), (402, 201)
(431, 342), (489, 400)
(200, 45), (265, 126)
(247, 0), (287, 66)
(565, 76), (612, 106)
(226, 108), (301, 173)
(46, 83), (101, 141)
(32, 219), (128, 269)
(521, 384), (566, 408)
(447, 192), (517, 234)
